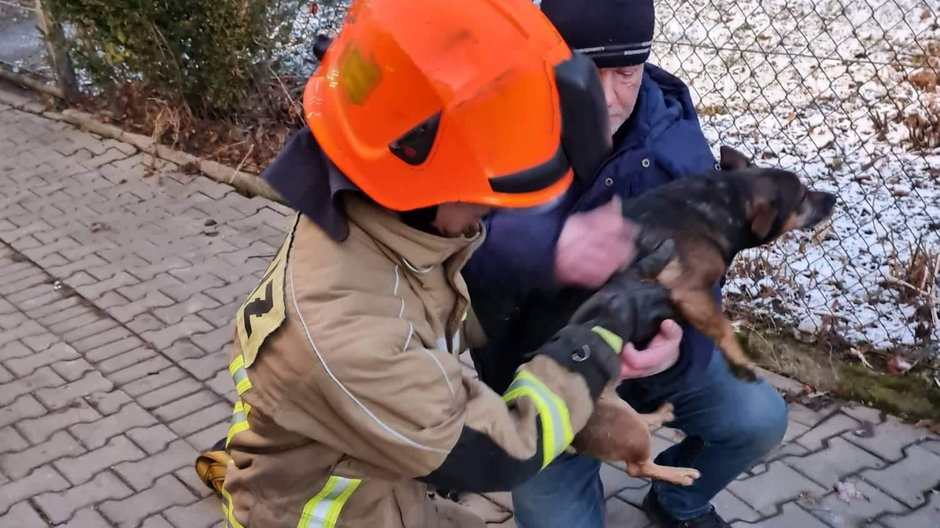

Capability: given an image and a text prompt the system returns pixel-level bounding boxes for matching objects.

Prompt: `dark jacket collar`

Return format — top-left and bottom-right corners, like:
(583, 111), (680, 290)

(261, 126), (359, 242)
(613, 63), (697, 152)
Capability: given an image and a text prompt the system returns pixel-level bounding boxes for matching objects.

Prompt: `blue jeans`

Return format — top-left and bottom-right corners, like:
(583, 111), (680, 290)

(512, 352), (788, 526)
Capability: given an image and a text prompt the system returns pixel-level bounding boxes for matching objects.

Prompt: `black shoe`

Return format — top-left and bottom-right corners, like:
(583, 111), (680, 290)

(642, 489), (731, 528)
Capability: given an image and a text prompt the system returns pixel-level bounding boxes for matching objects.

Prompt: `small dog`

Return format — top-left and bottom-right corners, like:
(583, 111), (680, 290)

(535, 146), (836, 483)
(623, 146), (836, 379)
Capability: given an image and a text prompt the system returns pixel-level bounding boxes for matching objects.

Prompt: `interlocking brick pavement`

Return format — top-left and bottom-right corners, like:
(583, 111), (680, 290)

(1, 86), (938, 527)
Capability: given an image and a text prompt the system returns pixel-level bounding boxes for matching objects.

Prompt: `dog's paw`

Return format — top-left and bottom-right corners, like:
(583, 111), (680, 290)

(655, 402), (675, 423)
(641, 402), (676, 429)
(676, 468), (701, 486)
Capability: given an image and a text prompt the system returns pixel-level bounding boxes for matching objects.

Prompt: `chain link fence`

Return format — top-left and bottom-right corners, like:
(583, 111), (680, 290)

(648, 0), (939, 359)
(291, 0), (940, 358)
(11, 0), (939, 359)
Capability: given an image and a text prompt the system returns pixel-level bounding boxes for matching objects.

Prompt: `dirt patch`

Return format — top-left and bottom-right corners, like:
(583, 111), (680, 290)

(739, 326), (940, 423)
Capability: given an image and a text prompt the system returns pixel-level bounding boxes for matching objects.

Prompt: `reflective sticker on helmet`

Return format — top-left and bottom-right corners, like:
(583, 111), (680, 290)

(339, 45), (382, 105)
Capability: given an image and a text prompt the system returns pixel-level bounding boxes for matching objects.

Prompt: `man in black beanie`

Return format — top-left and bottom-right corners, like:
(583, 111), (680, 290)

(462, 1), (788, 527)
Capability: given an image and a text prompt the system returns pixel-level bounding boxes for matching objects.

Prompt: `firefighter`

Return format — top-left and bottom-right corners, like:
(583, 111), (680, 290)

(196, 0), (677, 526)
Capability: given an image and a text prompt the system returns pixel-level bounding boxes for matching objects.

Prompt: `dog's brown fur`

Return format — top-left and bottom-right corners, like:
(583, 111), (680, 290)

(571, 388), (700, 485)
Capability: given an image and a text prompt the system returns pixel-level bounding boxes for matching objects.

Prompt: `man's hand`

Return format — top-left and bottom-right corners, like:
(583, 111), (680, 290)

(620, 319), (682, 379)
(555, 197), (635, 288)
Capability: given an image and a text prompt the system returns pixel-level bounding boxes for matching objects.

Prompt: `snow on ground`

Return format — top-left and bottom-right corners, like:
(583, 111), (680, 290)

(651, 0), (940, 353)
(287, 0), (940, 354)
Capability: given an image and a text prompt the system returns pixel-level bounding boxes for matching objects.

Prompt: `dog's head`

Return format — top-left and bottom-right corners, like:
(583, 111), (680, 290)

(721, 146), (836, 244)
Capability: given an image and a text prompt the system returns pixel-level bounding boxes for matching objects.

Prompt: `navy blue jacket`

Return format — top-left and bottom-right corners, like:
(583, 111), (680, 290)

(464, 64), (720, 394)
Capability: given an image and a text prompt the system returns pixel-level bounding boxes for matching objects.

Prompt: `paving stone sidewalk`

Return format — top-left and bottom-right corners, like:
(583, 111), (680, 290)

(1, 87), (938, 528)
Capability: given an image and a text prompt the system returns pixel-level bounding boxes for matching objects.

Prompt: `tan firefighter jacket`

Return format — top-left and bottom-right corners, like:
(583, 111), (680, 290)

(220, 194), (620, 528)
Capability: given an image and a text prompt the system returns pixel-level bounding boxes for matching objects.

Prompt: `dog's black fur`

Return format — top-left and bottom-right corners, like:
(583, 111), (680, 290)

(478, 146), (836, 386)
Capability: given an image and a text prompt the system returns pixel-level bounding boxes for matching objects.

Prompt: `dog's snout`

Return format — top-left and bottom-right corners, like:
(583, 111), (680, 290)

(800, 190), (836, 228)
(812, 191), (836, 214)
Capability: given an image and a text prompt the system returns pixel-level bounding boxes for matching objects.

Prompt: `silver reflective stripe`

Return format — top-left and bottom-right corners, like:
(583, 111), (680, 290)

(229, 355), (252, 395)
(575, 41), (653, 54)
(297, 476), (361, 528)
(226, 400), (250, 447)
(616, 47), (651, 56)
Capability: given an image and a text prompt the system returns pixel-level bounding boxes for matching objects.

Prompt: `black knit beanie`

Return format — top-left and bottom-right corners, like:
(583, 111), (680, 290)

(539, 0), (655, 68)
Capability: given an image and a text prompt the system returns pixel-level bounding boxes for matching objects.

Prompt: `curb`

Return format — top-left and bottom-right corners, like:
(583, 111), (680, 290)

(0, 67), (64, 99)
(0, 70), (282, 203)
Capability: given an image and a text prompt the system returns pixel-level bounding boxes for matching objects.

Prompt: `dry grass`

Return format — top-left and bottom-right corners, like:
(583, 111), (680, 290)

(905, 103), (940, 151)
(885, 241), (939, 345)
(77, 82), (296, 174)
(697, 103), (727, 117)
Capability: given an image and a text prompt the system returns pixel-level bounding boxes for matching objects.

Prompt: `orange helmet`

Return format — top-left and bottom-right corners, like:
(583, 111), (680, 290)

(302, 0), (611, 211)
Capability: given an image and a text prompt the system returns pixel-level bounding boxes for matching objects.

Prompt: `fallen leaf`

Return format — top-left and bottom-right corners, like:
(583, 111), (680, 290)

(835, 480), (865, 503)
(854, 421), (876, 438)
(909, 67), (938, 90)
(914, 419), (940, 435)
(885, 355), (913, 375)
(800, 390), (834, 411)
(797, 491), (822, 506)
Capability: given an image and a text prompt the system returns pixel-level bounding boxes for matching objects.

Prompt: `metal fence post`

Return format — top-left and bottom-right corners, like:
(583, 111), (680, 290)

(34, 0), (77, 101)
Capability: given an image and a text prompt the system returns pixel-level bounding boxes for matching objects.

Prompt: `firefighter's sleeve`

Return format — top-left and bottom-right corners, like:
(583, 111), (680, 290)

(420, 323), (620, 492)
(290, 298), (620, 492)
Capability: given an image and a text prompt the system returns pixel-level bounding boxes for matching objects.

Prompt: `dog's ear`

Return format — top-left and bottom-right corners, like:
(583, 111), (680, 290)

(747, 196), (775, 239)
(719, 146), (752, 171)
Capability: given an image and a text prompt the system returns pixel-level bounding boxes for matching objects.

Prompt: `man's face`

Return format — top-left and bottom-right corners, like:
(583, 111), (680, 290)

(598, 64), (644, 134)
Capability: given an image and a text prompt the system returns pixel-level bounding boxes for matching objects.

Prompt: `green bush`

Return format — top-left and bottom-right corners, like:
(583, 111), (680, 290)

(46, 0), (304, 117)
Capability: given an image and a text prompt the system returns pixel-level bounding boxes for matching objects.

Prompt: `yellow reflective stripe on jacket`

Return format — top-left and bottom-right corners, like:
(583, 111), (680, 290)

(296, 476), (362, 528)
(503, 370), (574, 468)
(229, 354), (253, 395)
(221, 488), (246, 528)
(226, 400), (251, 448)
(591, 326), (623, 354)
